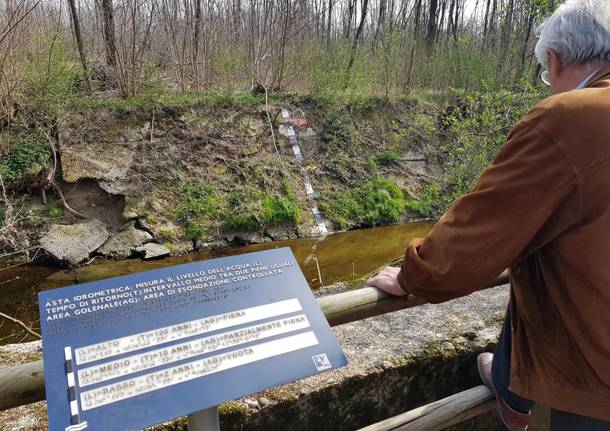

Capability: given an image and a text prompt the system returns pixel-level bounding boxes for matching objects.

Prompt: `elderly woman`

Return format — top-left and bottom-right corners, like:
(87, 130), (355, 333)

(367, 1), (610, 430)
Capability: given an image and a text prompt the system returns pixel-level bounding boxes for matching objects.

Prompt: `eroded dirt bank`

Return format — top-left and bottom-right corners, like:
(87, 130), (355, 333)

(2, 96), (442, 268)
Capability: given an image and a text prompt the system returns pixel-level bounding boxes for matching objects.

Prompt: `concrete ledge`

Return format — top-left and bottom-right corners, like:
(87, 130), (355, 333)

(215, 286), (509, 431)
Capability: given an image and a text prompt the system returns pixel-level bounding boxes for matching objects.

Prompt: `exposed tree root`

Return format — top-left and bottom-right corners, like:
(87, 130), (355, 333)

(0, 311), (40, 339)
(51, 181), (85, 218)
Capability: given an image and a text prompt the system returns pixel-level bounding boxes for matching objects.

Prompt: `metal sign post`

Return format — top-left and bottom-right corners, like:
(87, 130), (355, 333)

(187, 406), (220, 431)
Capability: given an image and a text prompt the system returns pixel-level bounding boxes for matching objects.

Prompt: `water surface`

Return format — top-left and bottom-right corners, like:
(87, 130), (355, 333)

(0, 222), (433, 345)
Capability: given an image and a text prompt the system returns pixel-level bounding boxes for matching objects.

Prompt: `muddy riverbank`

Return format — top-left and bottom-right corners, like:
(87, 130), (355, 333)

(2, 96), (445, 269)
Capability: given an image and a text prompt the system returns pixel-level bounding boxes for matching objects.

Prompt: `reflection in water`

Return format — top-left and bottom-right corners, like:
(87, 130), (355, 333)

(0, 221), (433, 344)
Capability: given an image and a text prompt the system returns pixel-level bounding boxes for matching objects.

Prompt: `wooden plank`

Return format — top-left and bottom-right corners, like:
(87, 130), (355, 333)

(319, 287), (429, 326)
(357, 385), (496, 431)
(530, 404), (550, 431)
(0, 361), (45, 411)
(0, 272), (509, 412)
(320, 271), (509, 327)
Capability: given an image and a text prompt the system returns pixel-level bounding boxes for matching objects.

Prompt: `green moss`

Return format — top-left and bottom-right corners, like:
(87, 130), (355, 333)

(175, 180), (302, 237)
(46, 198), (63, 218)
(147, 417), (186, 431)
(421, 341), (458, 360)
(0, 126), (50, 187)
(24, 352), (43, 363)
(218, 400), (249, 418)
(158, 230), (176, 241)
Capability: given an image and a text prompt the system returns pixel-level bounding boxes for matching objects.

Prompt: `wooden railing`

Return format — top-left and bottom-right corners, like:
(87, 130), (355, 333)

(0, 272), (510, 428)
(357, 385), (495, 431)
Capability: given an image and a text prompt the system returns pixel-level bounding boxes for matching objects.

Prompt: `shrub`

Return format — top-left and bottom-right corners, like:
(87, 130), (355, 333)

(407, 88), (544, 217)
(185, 221), (205, 241)
(19, 33), (83, 118)
(0, 127), (50, 187)
(406, 181), (442, 217)
(377, 149), (400, 166)
(310, 41), (372, 96)
(176, 181), (221, 222)
(319, 177), (406, 229)
(221, 214), (261, 232)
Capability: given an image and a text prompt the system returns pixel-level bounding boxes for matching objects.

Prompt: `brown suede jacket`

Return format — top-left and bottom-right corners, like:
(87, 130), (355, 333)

(397, 67), (610, 421)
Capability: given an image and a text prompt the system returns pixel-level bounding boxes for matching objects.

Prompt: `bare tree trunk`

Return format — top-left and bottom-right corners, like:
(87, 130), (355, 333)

(447, 0), (456, 42)
(482, 0), (491, 39)
(531, 62), (542, 85)
(406, 0), (423, 88)
(372, 0), (386, 50)
(345, 0), (354, 39)
(487, 0), (497, 49)
(101, 0), (117, 68)
(453, 0), (461, 41)
(388, 0), (395, 31)
(193, 0), (202, 90)
(437, 0), (447, 44)
(426, 0), (439, 49)
(501, 0), (514, 60)
(344, 0), (369, 89)
(273, 0), (289, 90)
(67, 0), (91, 92)
(326, 0), (332, 47)
(516, 1), (534, 83)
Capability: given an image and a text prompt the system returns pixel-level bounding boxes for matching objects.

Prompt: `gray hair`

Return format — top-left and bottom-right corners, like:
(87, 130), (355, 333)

(535, 0), (610, 68)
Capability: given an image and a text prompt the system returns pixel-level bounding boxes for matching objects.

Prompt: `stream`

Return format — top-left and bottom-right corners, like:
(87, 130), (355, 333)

(0, 221), (433, 345)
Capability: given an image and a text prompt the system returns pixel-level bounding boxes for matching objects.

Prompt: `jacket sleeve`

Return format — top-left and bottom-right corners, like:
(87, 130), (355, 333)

(396, 117), (576, 303)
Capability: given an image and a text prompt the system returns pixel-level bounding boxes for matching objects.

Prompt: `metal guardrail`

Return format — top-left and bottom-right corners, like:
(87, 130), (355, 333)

(0, 271), (510, 416)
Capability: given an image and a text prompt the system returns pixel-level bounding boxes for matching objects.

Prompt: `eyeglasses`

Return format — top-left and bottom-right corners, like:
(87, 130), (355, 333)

(541, 69), (551, 86)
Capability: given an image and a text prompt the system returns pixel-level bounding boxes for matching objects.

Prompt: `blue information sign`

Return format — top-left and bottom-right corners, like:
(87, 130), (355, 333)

(39, 247), (347, 431)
